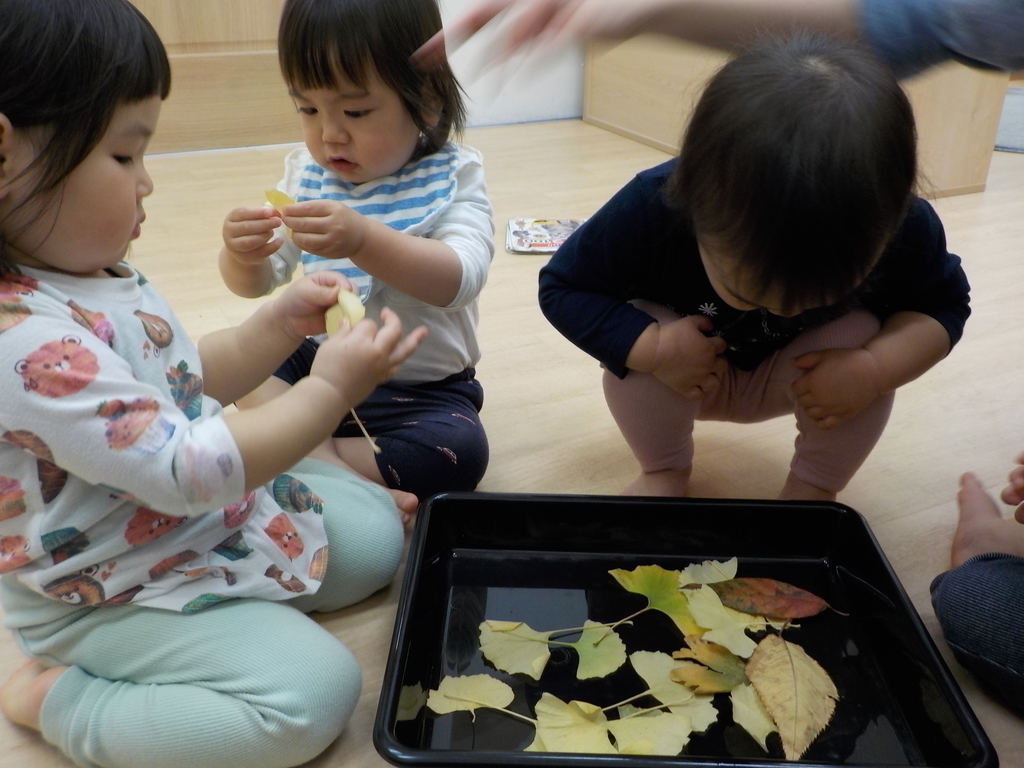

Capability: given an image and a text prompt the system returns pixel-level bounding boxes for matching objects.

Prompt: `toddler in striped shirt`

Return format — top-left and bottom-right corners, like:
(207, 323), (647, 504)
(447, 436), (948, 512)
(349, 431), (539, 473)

(220, 0), (495, 508)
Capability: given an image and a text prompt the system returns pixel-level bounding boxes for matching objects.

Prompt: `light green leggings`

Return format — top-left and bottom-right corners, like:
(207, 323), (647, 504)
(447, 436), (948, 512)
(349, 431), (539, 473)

(2, 459), (405, 768)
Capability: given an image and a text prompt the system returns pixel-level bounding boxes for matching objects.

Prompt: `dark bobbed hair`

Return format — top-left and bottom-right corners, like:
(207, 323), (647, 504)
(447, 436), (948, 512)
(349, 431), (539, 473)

(669, 33), (917, 313)
(0, 0), (171, 273)
(279, 0), (466, 160)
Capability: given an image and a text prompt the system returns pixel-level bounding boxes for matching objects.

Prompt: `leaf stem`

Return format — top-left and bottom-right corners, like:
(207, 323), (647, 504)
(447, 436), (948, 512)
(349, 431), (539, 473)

(443, 695), (537, 725)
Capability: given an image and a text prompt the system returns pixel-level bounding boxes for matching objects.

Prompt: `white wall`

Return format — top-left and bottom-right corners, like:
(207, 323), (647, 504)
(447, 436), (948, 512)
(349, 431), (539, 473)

(439, 0), (585, 126)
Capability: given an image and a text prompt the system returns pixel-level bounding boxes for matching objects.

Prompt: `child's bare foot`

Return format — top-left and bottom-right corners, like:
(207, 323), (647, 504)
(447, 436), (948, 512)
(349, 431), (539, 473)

(0, 660), (67, 731)
(951, 472), (1024, 568)
(307, 444), (417, 524)
(622, 468), (690, 497)
(778, 473), (837, 502)
(388, 488), (419, 525)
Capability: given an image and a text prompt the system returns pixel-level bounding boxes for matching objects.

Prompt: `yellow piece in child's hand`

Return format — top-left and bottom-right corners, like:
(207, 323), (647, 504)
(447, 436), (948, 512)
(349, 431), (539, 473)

(264, 189), (295, 211)
(324, 289), (366, 335)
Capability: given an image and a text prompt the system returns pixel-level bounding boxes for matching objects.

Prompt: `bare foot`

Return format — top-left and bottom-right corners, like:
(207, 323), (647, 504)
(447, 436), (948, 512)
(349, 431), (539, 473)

(622, 468), (690, 497)
(778, 472), (837, 502)
(0, 660), (67, 731)
(388, 488), (419, 525)
(307, 444), (418, 524)
(951, 472), (1024, 568)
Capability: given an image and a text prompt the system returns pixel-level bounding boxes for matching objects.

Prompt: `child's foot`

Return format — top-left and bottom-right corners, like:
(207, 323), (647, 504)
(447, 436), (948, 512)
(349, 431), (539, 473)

(778, 473), (837, 502)
(622, 468), (690, 497)
(0, 660), (67, 731)
(388, 489), (418, 526)
(951, 472), (1024, 568)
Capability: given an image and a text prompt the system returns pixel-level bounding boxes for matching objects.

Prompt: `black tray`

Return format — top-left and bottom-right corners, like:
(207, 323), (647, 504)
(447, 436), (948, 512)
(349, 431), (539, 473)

(373, 493), (996, 768)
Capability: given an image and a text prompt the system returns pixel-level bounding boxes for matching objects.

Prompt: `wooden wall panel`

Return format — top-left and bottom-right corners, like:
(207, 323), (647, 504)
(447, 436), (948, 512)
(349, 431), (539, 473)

(584, 37), (1009, 198)
(131, 0), (300, 152)
(131, 0), (282, 50)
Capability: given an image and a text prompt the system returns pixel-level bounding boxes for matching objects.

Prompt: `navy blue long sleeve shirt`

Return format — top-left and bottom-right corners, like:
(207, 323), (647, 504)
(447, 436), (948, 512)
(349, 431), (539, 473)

(538, 160), (971, 378)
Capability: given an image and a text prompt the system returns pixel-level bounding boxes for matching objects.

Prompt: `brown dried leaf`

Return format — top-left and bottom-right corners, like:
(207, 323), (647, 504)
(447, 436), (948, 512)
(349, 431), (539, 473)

(708, 578), (828, 619)
(745, 634), (838, 760)
(670, 635), (748, 693)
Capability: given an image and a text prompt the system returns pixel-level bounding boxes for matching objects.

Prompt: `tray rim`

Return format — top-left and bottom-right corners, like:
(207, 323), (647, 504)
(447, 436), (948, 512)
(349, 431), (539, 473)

(372, 491), (998, 768)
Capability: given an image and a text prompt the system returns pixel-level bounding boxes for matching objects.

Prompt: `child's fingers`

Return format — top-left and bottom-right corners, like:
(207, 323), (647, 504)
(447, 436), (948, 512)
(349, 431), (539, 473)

(790, 351), (822, 370)
(389, 326), (428, 367)
(227, 206), (279, 223)
(230, 237), (282, 259)
(226, 216), (281, 240)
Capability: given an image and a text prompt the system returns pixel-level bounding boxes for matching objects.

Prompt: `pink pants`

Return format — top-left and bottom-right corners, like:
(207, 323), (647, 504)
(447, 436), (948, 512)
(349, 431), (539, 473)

(603, 304), (894, 493)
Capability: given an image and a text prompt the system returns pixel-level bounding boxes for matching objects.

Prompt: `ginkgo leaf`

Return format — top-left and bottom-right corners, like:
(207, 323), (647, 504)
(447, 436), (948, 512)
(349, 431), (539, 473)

(427, 674), (515, 716)
(666, 694), (719, 732)
(686, 585), (758, 658)
(709, 578), (829, 619)
(479, 620), (553, 680)
(524, 733), (547, 751)
(608, 711), (692, 755)
(569, 621), (627, 679)
(731, 682), (777, 751)
(671, 635), (749, 693)
(610, 565), (701, 636)
(397, 683), (427, 721)
(745, 634), (838, 760)
(629, 651), (695, 707)
(534, 693), (617, 754)
(264, 189), (295, 211)
(679, 557), (738, 587)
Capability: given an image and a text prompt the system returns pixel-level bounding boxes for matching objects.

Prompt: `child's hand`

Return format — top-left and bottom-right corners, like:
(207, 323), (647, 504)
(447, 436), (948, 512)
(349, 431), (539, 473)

(223, 206), (284, 267)
(311, 307), (428, 409)
(648, 315), (728, 400)
(283, 199), (369, 262)
(273, 271), (356, 340)
(1001, 451), (1024, 510)
(791, 347), (884, 429)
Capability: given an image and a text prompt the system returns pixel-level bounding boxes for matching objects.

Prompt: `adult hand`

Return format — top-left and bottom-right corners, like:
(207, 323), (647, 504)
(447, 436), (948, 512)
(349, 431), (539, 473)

(414, 0), (665, 68)
(1000, 451), (1024, 522)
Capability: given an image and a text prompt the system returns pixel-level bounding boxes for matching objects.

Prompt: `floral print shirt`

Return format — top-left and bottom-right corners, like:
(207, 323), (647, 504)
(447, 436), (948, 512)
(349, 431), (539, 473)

(0, 264), (329, 616)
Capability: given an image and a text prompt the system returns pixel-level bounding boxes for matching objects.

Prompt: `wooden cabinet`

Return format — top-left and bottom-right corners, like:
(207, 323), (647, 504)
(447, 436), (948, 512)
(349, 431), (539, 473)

(130, 0), (302, 153)
(584, 36), (1010, 197)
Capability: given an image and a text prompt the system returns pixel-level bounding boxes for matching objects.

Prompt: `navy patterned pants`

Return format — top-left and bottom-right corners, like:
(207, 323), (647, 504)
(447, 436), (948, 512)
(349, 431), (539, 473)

(275, 339), (488, 498)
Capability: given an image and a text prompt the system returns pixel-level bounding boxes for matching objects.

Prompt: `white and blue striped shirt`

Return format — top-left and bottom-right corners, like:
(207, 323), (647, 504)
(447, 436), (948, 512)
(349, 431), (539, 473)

(268, 143), (495, 383)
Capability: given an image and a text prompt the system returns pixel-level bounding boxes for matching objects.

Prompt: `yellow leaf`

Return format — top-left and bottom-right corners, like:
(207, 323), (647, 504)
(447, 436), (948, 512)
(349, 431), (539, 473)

(666, 694), (719, 732)
(426, 674), (515, 716)
(629, 651), (695, 707)
(671, 636), (748, 693)
(397, 683), (427, 722)
(524, 732), (547, 751)
(570, 621), (627, 679)
(679, 557), (738, 586)
(479, 620), (553, 680)
(264, 189), (295, 241)
(609, 565), (701, 636)
(325, 289), (366, 336)
(686, 584), (758, 658)
(731, 682), (776, 751)
(534, 693), (617, 754)
(745, 634), (838, 760)
(608, 711), (692, 755)
(264, 189), (295, 211)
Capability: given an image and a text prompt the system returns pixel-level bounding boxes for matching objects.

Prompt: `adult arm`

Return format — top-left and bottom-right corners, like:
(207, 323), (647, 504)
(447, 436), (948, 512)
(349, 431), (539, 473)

(421, 0), (1024, 78)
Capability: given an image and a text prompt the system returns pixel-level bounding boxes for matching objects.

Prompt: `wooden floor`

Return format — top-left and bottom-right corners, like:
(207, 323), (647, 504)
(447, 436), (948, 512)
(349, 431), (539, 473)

(2, 119), (1023, 766)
